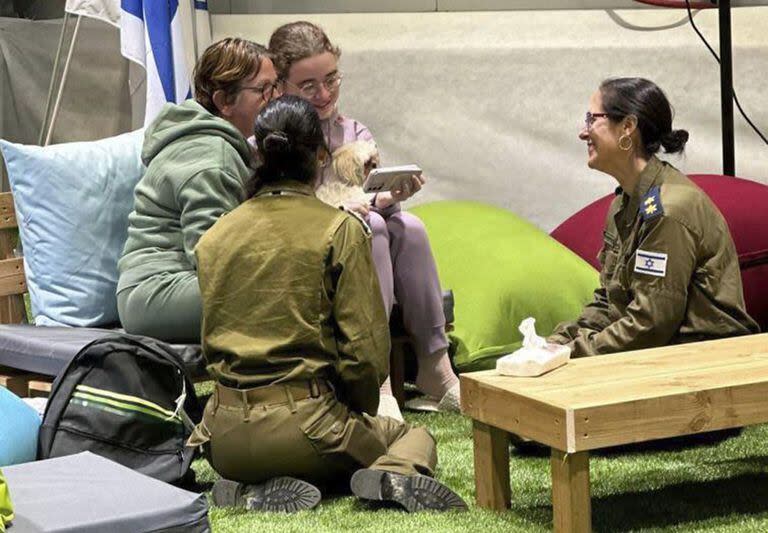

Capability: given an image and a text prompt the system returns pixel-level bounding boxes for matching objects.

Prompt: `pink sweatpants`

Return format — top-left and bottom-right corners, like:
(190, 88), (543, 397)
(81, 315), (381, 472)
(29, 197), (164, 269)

(367, 211), (449, 360)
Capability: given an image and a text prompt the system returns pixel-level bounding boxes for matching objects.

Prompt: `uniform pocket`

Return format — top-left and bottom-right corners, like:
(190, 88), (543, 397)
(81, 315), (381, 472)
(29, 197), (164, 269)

(300, 397), (384, 468)
(300, 397), (348, 449)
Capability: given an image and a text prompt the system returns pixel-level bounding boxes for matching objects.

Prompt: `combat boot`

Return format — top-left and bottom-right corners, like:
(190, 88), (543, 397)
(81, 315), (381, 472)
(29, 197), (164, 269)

(212, 476), (321, 513)
(350, 469), (467, 512)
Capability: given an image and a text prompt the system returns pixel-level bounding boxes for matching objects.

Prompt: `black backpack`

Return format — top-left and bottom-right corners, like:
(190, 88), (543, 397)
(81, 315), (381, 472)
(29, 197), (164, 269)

(38, 334), (203, 486)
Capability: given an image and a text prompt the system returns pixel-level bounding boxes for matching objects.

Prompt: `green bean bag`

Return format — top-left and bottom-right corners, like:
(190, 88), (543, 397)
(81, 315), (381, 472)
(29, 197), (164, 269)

(410, 201), (599, 371)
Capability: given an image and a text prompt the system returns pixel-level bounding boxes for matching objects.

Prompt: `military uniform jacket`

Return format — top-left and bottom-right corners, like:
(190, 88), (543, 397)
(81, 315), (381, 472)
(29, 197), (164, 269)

(195, 180), (390, 415)
(550, 156), (759, 357)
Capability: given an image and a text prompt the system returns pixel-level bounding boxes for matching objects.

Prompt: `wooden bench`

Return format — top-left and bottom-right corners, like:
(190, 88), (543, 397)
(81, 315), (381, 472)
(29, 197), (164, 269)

(461, 333), (768, 532)
(0, 190), (34, 393)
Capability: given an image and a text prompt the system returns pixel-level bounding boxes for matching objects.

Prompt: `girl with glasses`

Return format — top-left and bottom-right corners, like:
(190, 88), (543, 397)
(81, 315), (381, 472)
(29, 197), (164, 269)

(269, 21), (460, 419)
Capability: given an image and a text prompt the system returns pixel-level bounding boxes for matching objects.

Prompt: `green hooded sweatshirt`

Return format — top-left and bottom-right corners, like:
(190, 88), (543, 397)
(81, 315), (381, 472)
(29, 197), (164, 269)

(117, 100), (253, 293)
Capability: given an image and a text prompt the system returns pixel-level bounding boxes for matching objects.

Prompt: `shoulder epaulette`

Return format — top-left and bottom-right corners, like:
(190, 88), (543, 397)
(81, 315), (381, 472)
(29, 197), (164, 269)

(341, 206), (372, 237)
(640, 185), (664, 221)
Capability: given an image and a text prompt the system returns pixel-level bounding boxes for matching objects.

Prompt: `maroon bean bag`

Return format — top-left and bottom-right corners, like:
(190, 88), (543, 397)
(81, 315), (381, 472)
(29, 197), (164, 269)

(550, 174), (768, 330)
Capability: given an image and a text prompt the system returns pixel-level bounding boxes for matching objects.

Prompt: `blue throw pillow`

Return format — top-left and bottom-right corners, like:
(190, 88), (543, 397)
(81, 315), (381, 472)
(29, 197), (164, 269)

(0, 387), (40, 466)
(0, 130), (144, 326)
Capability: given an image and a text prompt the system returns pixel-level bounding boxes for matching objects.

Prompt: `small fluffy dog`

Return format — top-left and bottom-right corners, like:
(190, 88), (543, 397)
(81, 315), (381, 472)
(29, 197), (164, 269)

(315, 140), (380, 207)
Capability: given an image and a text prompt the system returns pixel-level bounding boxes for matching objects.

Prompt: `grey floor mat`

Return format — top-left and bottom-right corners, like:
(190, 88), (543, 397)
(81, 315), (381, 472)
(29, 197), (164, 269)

(2, 452), (210, 532)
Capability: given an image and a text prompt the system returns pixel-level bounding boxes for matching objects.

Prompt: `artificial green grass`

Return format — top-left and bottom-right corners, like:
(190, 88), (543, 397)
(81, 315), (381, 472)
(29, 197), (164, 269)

(194, 409), (768, 532)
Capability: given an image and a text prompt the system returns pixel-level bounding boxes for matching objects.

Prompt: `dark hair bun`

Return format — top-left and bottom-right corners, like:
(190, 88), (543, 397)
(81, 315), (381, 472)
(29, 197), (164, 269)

(263, 131), (291, 155)
(661, 129), (689, 154)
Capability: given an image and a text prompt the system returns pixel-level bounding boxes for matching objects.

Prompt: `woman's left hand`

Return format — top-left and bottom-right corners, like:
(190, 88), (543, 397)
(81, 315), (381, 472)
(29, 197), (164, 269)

(375, 174), (426, 209)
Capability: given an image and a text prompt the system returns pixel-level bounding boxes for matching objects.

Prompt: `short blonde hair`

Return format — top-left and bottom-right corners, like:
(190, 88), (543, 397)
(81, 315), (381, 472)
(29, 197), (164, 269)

(193, 37), (270, 115)
(268, 21), (340, 80)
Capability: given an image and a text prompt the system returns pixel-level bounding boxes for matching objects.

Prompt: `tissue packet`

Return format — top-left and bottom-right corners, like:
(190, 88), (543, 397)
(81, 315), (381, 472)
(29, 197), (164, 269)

(496, 317), (571, 377)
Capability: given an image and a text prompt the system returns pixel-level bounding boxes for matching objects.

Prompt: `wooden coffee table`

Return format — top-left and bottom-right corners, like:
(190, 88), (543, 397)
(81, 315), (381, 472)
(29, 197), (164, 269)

(460, 333), (768, 532)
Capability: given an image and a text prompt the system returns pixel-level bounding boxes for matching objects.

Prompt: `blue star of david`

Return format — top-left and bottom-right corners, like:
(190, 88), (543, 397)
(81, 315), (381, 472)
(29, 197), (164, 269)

(645, 258), (655, 268)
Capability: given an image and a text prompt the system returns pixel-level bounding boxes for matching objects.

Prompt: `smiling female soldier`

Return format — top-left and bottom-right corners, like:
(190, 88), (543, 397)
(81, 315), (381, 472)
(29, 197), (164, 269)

(549, 78), (758, 356)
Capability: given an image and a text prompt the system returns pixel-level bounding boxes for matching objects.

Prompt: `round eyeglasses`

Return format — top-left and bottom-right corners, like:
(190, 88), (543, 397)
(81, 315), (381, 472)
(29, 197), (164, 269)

(285, 73), (344, 100)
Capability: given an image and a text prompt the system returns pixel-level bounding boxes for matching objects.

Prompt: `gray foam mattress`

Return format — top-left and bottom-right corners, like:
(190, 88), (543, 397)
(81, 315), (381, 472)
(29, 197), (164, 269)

(3, 452), (210, 532)
(0, 325), (205, 378)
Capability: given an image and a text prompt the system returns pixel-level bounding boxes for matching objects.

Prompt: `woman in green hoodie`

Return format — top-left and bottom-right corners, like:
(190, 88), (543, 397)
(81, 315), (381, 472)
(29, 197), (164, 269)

(117, 38), (281, 342)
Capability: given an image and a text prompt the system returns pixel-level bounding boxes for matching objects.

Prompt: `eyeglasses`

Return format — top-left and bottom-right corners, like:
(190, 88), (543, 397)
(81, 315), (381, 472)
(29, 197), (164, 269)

(285, 72), (343, 99)
(584, 112), (610, 131)
(239, 80), (282, 102)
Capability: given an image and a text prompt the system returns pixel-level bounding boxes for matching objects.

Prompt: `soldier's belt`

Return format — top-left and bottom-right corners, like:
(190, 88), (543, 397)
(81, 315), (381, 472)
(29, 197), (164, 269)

(215, 379), (333, 407)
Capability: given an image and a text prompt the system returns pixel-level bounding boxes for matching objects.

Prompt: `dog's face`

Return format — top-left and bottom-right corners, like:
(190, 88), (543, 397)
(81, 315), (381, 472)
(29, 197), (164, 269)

(331, 140), (380, 187)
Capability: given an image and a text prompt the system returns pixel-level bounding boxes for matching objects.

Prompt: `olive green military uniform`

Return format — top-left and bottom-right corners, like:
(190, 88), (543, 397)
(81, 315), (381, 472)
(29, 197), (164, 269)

(549, 156), (759, 357)
(188, 180), (437, 486)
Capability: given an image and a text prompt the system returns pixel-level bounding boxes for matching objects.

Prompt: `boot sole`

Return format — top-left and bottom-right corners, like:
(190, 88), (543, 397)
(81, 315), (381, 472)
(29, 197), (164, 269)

(212, 477), (321, 513)
(350, 469), (467, 512)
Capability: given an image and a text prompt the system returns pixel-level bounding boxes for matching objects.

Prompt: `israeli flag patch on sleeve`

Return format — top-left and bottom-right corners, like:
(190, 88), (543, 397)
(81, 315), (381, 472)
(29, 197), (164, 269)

(634, 249), (668, 277)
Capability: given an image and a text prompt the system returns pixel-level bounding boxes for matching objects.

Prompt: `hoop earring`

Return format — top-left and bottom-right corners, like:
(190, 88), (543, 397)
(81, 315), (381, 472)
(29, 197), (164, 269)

(618, 135), (633, 151)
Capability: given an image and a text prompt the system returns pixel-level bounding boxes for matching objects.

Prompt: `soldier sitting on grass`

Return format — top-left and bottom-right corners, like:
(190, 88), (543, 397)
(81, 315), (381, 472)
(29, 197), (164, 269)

(188, 95), (467, 514)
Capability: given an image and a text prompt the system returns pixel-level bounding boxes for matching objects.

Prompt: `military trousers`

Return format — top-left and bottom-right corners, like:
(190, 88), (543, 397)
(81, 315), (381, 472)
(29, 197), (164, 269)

(188, 380), (437, 487)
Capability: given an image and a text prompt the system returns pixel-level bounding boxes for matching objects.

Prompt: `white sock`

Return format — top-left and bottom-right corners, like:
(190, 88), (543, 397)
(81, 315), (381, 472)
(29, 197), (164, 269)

(377, 393), (404, 422)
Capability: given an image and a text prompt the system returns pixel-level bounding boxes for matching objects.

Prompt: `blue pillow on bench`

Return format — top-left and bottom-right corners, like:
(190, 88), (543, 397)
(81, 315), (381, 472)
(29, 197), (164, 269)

(0, 130), (144, 327)
(0, 386), (40, 466)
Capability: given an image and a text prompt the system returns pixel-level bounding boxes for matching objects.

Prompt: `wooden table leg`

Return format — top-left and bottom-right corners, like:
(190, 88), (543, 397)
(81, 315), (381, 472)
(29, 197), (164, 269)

(472, 420), (510, 510)
(551, 449), (591, 533)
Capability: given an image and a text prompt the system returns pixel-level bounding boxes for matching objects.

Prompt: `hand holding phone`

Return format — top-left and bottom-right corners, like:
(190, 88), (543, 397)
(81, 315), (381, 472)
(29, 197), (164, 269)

(362, 165), (423, 193)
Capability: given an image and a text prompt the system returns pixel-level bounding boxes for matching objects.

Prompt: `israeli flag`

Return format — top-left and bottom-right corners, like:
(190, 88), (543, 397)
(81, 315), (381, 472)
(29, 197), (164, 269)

(634, 249), (668, 278)
(120, 0), (192, 126)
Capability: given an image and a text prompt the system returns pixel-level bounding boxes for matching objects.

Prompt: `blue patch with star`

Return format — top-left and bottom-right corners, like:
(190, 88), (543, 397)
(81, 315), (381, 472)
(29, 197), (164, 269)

(640, 185), (664, 221)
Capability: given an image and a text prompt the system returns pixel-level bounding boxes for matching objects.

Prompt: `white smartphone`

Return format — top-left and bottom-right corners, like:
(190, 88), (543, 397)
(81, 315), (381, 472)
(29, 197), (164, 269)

(362, 164), (423, 193)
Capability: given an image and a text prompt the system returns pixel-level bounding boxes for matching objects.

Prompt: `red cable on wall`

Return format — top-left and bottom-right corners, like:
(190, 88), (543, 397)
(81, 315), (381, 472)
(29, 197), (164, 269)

(634, 0), (717, 8)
